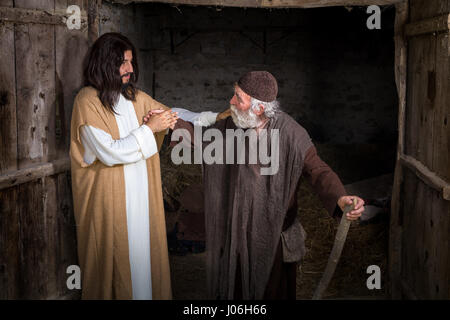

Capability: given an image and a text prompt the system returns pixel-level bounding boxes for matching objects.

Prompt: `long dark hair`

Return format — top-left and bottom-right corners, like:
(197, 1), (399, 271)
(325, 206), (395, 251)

(84, 32), (139, 113)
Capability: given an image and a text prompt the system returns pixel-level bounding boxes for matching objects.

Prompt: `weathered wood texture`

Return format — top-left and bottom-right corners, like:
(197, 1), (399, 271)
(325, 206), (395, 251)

(405, 13), (450, 37)
(110, 0), (403, 8)
(389, 0), (408, 299)
(56, 0), (89, 158)
(0, 158), (70, 190)
(0, 0), (87, 299)
(88, 0), (100, 44)
(0, 174), (79, 299)
(0, 21), (17, 174)
(0, 6), (87, 25)
(390, 0), (450, 300)
(400, 171), (449, 299)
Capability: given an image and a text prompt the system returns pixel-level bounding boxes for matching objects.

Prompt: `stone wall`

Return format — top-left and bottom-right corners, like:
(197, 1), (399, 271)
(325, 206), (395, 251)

(100, 2), (398, 144)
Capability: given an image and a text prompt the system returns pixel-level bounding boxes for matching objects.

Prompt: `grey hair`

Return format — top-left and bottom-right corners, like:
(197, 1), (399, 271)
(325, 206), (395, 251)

(250, 97), (280, 119)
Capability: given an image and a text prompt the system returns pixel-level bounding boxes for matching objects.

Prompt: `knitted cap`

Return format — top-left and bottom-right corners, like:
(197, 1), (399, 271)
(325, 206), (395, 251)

(237, 71), (278, 102)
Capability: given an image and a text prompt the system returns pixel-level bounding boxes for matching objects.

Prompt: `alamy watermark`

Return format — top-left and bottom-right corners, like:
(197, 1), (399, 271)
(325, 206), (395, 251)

(171, 127), (280, 175)
(66, 265), (81, 290)
(366, 265), (381, 290)
(366, 5), (381, 30)
(66, 5), (81, 30)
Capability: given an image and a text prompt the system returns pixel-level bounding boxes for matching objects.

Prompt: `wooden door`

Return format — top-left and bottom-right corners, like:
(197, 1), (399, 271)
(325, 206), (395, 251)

(390, 0), (450, 299)
(0, 0), (89, 299)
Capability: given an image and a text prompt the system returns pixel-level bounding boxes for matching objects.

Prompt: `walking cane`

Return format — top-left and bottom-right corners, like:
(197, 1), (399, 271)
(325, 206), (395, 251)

(312, 198), (357, 300)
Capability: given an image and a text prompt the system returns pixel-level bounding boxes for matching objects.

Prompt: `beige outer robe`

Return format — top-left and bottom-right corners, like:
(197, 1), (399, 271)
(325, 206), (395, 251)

(69, 86), (172, 299)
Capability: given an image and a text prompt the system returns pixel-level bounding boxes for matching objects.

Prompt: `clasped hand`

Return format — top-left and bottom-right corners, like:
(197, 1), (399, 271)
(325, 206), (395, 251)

(143, 108), (178, 133)
(337, 195), (365, 221)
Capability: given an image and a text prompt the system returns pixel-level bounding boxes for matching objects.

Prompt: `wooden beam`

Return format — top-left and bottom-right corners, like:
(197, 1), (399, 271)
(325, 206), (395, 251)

(109, 0), (404, 8)
(0, 6), (87, 26)
(0, 158), (70, 190)
(405, 13), (450, 37)
(388, 0), (408, 300)
(399, 154), (450, 201)
(88, 0), (100, 45)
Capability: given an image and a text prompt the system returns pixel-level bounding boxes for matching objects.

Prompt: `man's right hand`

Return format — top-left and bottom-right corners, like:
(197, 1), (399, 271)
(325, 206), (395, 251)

(216, 108), (231, 122)
(145, 109), (178, 133)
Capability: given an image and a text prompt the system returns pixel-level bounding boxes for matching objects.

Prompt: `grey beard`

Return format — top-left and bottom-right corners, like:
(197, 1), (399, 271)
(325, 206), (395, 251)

(230, 105), (261, 129)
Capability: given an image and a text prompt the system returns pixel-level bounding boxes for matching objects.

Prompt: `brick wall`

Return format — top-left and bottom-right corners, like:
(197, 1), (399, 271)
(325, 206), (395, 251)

(100, 2), (398, 144)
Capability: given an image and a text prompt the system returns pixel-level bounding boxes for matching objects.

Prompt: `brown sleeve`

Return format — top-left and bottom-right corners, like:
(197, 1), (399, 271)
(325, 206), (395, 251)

(169, 118), (195, 148)
(302, 145), (347, 218)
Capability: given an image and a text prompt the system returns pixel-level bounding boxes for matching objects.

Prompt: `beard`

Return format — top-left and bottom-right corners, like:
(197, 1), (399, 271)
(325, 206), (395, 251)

(230, 104), (262, 129)
(121, 80), (131, 95)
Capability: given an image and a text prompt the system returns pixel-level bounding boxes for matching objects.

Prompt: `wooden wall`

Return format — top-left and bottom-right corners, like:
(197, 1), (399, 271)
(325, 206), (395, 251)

(0, 0), (89, 299)
(390, 0), (450, 299)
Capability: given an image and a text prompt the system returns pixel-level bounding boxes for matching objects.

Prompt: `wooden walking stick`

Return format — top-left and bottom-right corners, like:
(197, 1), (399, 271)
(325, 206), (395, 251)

(312, 198), (357, 300)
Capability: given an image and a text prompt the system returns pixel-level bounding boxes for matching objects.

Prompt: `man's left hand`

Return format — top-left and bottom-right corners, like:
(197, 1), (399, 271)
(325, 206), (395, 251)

(337, 195), (365, 221)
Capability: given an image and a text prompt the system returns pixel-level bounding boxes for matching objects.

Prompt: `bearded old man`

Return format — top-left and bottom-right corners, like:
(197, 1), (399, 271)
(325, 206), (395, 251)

(69, 33), (179, 299)
(147, 71), (365, 300)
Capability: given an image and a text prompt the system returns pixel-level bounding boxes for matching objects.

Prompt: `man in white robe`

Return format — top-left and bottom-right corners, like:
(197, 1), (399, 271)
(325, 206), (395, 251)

(70, 32), (177, 299)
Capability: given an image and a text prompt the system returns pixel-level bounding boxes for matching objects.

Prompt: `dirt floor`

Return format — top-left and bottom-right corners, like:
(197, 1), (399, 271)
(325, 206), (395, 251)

(160, 141), (396, 300)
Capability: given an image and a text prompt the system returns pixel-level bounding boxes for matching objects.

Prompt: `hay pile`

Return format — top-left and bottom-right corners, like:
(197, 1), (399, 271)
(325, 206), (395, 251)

(160, 142), (393, 299)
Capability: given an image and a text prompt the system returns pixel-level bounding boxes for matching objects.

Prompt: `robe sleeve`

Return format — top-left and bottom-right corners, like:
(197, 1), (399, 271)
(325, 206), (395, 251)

(302, 145), (347, 218)
(172, 107), (218, 127)
(80, 124), (158, 166)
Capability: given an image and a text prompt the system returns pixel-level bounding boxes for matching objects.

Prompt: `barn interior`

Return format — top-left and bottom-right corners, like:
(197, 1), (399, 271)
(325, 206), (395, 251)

(95, 1), (399, 299)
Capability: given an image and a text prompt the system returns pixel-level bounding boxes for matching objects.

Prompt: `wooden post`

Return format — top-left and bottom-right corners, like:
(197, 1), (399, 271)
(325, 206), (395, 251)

(389, 0), (409, 300)
(88, 0), (100, 45)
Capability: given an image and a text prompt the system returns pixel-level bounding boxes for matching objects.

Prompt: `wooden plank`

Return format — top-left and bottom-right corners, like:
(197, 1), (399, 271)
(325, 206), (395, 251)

(0, 6), (88, 26)
(389, 0), (408, 300)
(1, 6), (64, 25)
(388, 162), (404, 298)
(0, 158), (70, 190)
(55, 0), (89, 158)
(55, 172), (79, 298)
(400, 279), (418, 300)
(419, 34), (436, 172)
(15, 22), (57, 168)
(433, 33), (450, 182)
(394, 1), (408, 156)
(109, 0), (403, 8)
(42, 172), (79, 298)
(405, 14), (450, 37)
(0, 0), (13, 7)
(411, 175), (426, 298)
(88, 0), (99, 45)
(400, 170), (418, 298)
(14, 0), (55, 10)
(0, 186), (20, 299)
(0, 21), (17, 174)
(404, 35), (419, 161)
(416, 182), (432, 298)
(18, 179), (48, 299)
(429, 189), (450, 299)
(399, 154), (450, 200)
(423, 185), (436, 298)
(43, 175), (59, 297)
(405, 34), (436, 169)
(410, 0), (450, 23)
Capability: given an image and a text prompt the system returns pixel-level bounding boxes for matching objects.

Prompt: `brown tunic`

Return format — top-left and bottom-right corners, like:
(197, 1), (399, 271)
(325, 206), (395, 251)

(172, 114), (346, 299)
